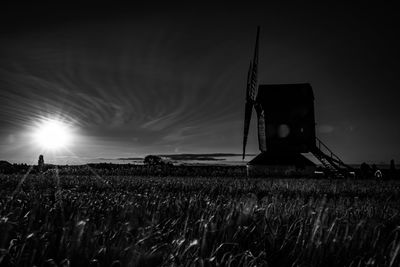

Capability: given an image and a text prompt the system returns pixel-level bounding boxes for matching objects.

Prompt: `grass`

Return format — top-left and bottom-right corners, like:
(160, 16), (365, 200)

(0, 174), (400, 266)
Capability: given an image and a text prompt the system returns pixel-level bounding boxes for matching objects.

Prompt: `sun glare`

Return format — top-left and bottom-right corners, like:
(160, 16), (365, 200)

(33, 119), (73, 150)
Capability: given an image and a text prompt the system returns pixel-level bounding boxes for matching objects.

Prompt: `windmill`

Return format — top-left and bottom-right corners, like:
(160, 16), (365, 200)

(242, 27), (354, 178)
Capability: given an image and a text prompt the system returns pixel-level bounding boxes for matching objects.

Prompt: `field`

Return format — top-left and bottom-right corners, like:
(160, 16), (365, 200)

(1, 174), (400, 267)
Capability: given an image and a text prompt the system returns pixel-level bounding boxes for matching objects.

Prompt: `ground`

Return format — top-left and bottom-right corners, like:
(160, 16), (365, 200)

(0, 174), (400, 266)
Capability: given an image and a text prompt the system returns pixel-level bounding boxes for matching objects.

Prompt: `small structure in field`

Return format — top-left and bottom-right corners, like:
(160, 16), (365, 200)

(38, 154), (44, 173)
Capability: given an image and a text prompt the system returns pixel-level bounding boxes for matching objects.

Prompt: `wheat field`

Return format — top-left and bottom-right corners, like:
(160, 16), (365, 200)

(0, 174), (400, 266)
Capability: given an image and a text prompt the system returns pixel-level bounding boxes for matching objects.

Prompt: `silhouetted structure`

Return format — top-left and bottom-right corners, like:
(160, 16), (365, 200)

(390, 159), (396, 178)
(256, 84), (316, 153)
(360, 162), (372, 179)
(38, 154), (44, 173)
(390, 159), (396, 171)
(243, 27), (353, 178)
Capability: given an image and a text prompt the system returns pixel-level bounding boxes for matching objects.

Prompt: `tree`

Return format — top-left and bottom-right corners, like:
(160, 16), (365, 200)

(144, 155), (163, 166)
(0, 161), (12, 174)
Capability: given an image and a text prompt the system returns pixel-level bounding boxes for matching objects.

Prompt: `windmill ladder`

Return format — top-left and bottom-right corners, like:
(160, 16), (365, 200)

(311, 137), (354, 178)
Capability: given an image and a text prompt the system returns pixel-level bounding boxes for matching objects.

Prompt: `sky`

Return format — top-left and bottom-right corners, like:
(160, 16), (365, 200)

(0, 2), (399, 164)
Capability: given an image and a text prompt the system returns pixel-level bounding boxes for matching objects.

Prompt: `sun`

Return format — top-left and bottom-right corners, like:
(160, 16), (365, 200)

(33, 119), (73, 151)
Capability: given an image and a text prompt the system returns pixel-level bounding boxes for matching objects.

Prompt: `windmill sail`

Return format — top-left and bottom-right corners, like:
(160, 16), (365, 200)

(242, 62), (253, 159)
(256, 104), (267, 151)
(249, 26), (260, 101)
(242, 26), (260, 159)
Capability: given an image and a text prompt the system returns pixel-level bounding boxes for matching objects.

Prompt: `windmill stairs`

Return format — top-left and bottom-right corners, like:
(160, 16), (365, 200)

(311, 137), (354, 178)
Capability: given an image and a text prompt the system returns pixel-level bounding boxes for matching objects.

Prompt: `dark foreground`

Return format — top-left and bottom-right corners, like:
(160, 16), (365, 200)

(1, 175), (400, 267)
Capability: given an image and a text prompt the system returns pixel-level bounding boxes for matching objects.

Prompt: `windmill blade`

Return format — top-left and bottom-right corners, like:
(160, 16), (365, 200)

(243, 26), (261, 159)
(256, 104), (267, 152)
(243, 62), (253, 160)
(249, 26), (260, 102)
(243, 101), (253, 159)
(245, 61), (252, 101)
(252, 26), (264, 151)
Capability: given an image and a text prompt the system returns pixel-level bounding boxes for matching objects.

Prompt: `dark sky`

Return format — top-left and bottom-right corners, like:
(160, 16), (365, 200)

(0, 2), (399, 164)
